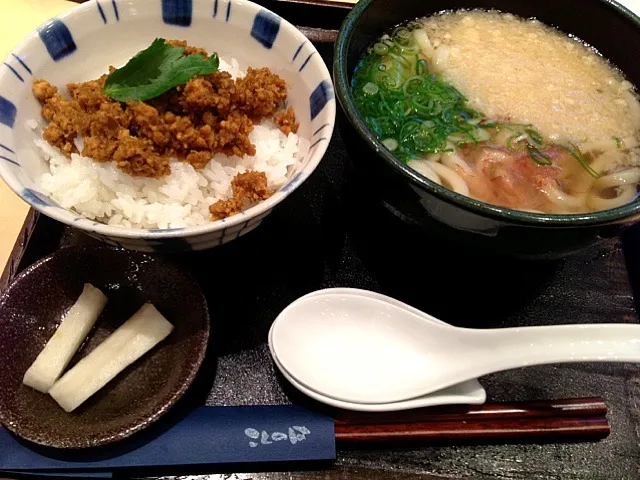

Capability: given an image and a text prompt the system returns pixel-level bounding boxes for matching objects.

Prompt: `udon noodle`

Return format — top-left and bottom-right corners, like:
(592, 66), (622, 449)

(351, 10), (640, 214)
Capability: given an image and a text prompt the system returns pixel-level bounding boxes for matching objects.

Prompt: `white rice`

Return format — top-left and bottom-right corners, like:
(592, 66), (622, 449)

(31, 57), (309, 229)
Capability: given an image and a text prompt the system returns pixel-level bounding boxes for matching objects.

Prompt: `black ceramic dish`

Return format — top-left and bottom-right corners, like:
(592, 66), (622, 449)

(0, 244), (210, 448)
(333, 0), (640, 259)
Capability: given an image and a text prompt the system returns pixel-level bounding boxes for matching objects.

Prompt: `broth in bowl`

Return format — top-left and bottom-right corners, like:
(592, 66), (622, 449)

(351, 10), (640, 214)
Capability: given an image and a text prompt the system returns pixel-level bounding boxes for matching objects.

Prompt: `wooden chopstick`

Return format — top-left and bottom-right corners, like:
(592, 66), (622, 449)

(333, 397), (610, 445)
(335, 416), (610, 444)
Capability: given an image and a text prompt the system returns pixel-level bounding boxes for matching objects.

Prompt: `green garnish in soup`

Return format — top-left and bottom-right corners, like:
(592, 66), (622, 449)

(352, 25), (484, 161)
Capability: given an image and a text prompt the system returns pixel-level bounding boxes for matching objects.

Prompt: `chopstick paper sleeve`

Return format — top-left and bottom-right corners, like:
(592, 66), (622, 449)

(0, 405), (336, 472)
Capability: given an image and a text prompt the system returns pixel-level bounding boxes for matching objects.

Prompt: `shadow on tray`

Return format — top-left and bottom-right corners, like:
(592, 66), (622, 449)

(337, 162), (561, 329)
(622, 223), (640, 311)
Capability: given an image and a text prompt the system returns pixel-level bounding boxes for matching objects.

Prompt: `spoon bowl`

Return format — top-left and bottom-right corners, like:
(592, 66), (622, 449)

(269, 288), (486, 411)
(270, 346), (486, 411)
(271, 290), (640, 404)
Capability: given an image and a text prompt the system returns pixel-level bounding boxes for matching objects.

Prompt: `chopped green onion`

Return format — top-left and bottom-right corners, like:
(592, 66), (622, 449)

(561, 143), (600, 178)
(382, 138), (399, 151)
(351, 28), (485, 161)
(395, 28), (412, 40)
(363, 82), (379, 95)
(525, 127), (544, 146)
(613, 136), (623, 149)
(526, 145), (553, 165)
(416, 59), (428, 75)
(373, 43), (388, 55)
(448, 132), (471, 144)
(472, 128), (491, 142)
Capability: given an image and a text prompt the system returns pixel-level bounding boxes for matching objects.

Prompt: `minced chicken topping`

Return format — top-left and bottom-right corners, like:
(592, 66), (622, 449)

(209, 170), (273, 220)
(32, 40), (298, 180)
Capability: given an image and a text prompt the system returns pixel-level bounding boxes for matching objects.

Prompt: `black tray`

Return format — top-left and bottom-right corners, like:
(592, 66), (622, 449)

(3, 2), (640, 478)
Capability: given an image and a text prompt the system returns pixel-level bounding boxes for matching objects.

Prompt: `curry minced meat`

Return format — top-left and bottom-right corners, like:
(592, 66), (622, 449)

(32, 40), (299, 219)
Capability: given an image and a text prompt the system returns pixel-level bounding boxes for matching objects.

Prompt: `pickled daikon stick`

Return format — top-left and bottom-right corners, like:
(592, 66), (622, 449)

(49, 303), (174, 412)
(23, 284), (108, 393)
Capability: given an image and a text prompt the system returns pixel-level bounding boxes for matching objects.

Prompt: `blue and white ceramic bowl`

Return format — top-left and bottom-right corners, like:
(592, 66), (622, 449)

(0, 0), (335, 252)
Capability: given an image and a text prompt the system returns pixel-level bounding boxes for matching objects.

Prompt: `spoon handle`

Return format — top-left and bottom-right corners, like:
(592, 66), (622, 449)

(470, 323), (640, 373)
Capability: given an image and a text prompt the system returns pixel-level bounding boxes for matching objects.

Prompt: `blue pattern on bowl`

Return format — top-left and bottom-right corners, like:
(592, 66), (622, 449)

(298, 52), (315, 73)
(98, 0), (119, 22)
(22, 188), (59, 208)
(213, 0), (232, 22)
(11, 54), (32, 75)
(0, 144), (18, 166)
(162, 0), (193, 26)
(251, 10), (281, 49)
(0, 96), (16, 128)
(3, 64), (24, 83)
(38, 19), (77, 61)
(292, 41), (306, 62)
(309, 80), (334, 121)
(97, 1), (107, 23)
(309, 137), (328, 152)
(81, 211), (272, 252)
(313, 123), (330, 136)
(146, 237), (193, 252)
(0, 156), (18, 167)
(3, 55), (32, 83)
(4, 53), (31, 84)
(281, 172), (305, 194)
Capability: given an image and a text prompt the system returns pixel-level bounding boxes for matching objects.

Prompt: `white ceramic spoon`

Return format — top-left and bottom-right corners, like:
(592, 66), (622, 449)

(268, 288), (486, 411)
(271, 289), (640, 405)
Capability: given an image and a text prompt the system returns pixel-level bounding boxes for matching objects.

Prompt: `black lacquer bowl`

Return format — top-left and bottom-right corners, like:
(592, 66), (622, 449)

(333, 0), (640, 259)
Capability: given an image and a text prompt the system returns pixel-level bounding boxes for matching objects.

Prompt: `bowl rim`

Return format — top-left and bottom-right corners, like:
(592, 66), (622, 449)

(0, 0), (336, 240)
(333, 0), (640, 227)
